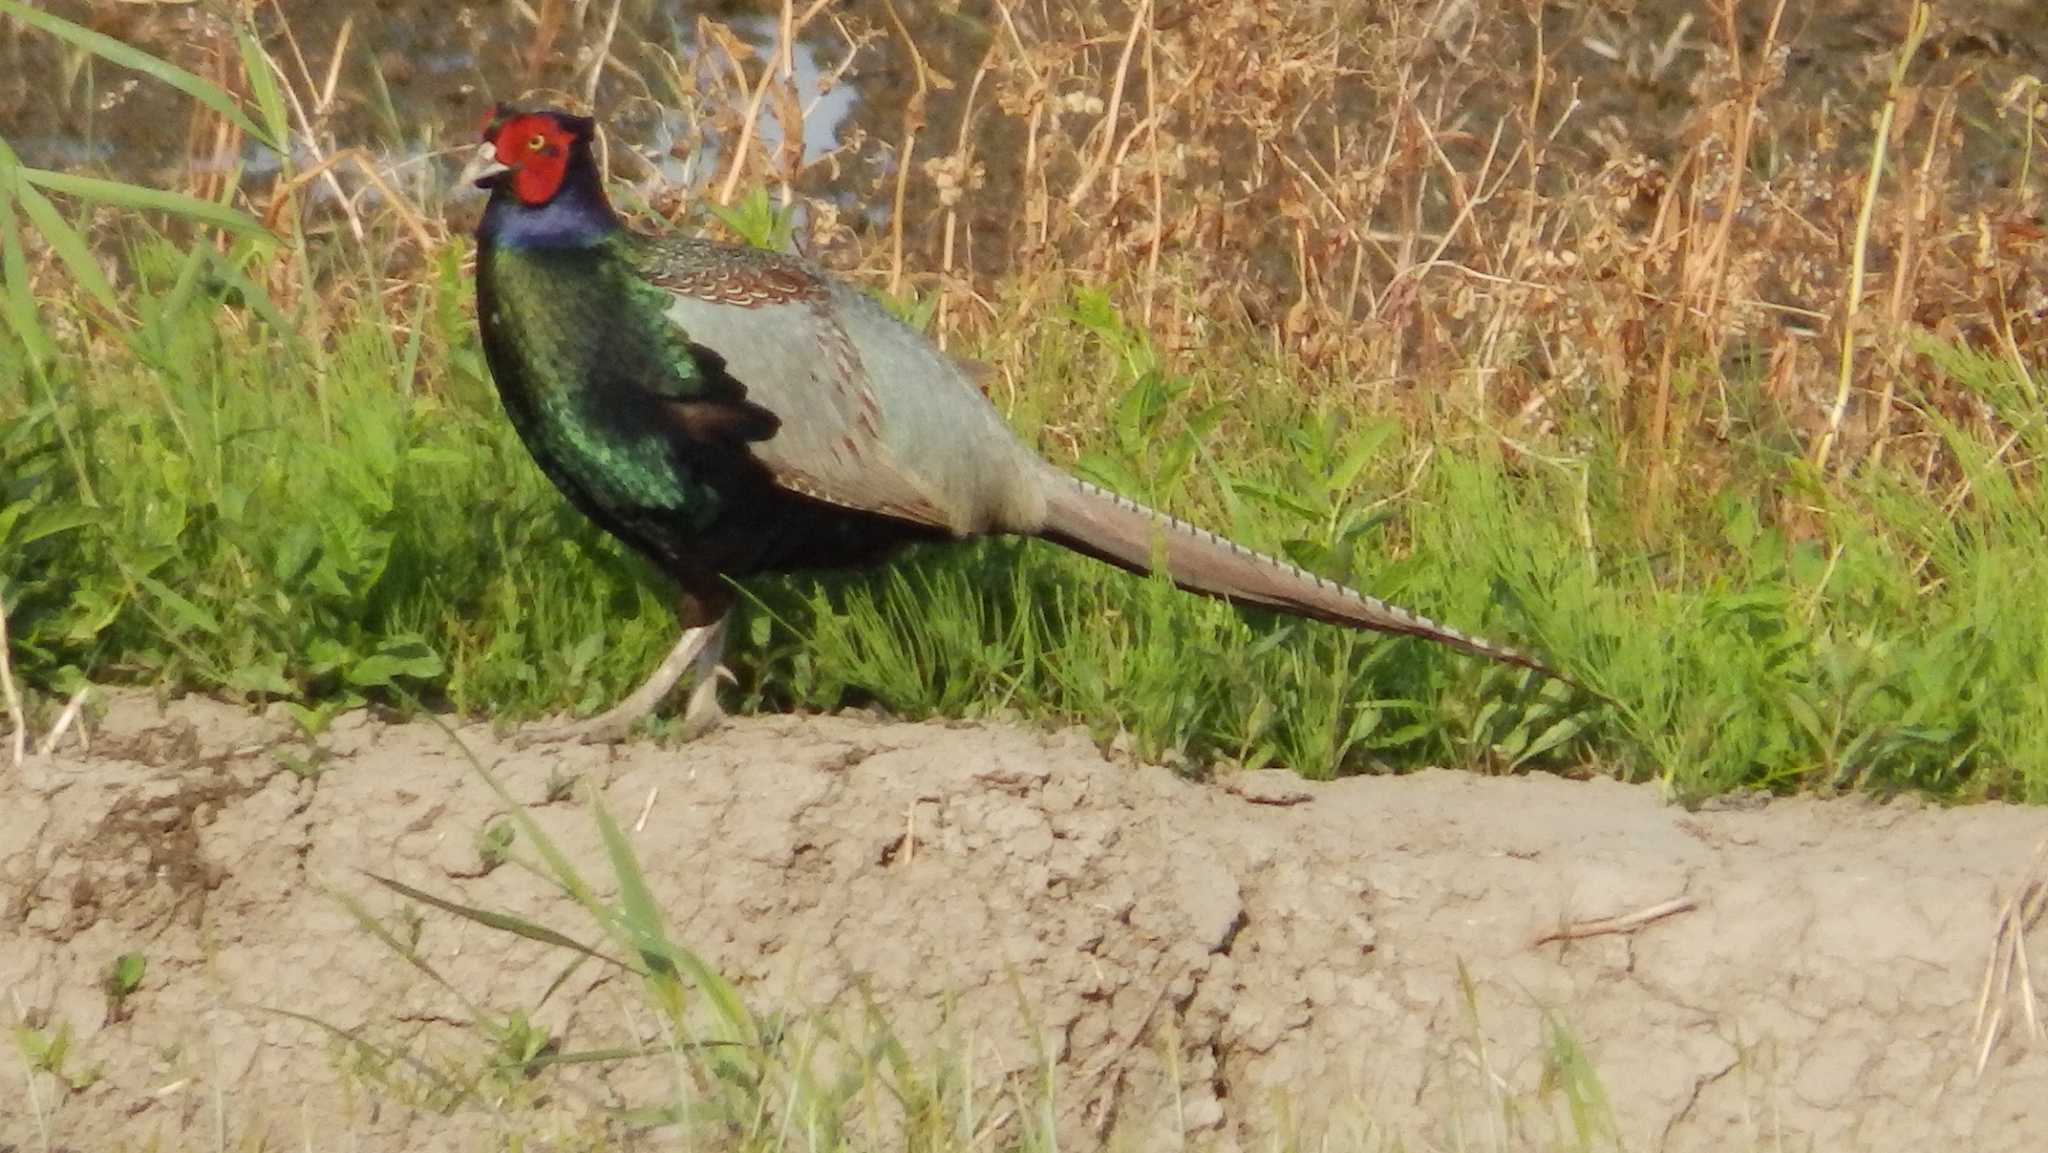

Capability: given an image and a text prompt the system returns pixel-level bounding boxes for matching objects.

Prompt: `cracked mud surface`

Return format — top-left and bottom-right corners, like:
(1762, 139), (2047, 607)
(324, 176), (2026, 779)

(4, 693), (2046, 1151)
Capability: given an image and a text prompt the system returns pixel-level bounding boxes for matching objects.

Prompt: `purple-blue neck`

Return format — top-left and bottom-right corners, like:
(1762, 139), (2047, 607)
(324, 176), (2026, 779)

(478, 156), (620, 250)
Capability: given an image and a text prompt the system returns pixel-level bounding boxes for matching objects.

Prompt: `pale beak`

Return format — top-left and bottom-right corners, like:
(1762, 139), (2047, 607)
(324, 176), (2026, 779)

(456, 143), (511, 191)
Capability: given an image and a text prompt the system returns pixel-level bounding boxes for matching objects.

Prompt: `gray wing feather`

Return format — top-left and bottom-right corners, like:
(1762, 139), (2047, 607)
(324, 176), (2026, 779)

(652, 258), (1047, 535)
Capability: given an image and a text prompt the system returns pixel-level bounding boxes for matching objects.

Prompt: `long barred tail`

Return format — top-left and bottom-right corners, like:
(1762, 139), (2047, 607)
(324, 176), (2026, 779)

(1035, 471), (1565, 681)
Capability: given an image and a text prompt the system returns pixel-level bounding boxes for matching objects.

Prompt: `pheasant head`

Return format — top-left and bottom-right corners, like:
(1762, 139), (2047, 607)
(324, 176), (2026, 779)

(465, 104), (617, 247)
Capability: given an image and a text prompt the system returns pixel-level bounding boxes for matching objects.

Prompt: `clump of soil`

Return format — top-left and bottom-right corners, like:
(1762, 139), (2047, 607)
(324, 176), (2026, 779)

(3, 693), (2045, 1151)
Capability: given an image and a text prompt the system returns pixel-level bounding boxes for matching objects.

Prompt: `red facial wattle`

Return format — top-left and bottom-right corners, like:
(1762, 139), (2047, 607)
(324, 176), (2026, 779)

(485, 112), (575, 207)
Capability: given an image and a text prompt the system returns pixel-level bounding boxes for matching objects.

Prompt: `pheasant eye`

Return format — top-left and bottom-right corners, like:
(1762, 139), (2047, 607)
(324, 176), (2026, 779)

(527, 133), (549, 152)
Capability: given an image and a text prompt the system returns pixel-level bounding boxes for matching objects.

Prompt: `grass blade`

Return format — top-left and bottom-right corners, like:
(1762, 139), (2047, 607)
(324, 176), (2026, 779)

(588, 787), (759, 1038)
(14, 182), (118, 313)
(526, 1041), (739, 1070)
(19, 167), (271, 240)
(235, 24), (292, 151)
(588, 786), (670, 952)
(0, 199), (52, 367)
(331, 886), (486, 1022)
(0, 0), (280, 151)
(384, 715), (630, 961)
(253, 1005), (481, 1112)
(207, 245), (303, 344)
(365, 871), (629, 971)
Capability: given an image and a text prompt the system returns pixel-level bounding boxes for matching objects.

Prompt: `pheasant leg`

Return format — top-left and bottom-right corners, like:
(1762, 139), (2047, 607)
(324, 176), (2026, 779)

(515, 613), (732, 747)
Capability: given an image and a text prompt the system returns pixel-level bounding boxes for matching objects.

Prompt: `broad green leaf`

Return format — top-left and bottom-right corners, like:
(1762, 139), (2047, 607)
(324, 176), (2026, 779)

(0, 0), (280, 150)
(14, 181), (117, 311)
(107, 952), (146, 995)
(1512, 714), (1591, 768)
(272, 523), (319, 585)
(303, 637), (352, 676)
(17, 504), (99, 546)
(1066, 286), (1120, 337)
(19, 168), (270, 240)
(1231, 480), (1321, 522)
(1330, 422), (1398, 493)
(134, 574), (222, 637)
(225, 657), (293, 698)
(345, 643), (443, 689)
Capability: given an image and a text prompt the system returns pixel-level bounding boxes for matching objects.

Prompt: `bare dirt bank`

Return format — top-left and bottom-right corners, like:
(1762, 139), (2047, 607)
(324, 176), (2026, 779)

(4, 694), (2045, 1151)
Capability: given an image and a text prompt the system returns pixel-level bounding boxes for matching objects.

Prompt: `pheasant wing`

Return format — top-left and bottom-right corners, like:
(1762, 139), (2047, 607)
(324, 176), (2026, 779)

(632, 239), (964, 533)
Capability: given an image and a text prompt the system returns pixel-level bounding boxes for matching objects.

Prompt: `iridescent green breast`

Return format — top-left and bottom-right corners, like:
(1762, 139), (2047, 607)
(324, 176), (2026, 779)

(476, 241), (719, 537)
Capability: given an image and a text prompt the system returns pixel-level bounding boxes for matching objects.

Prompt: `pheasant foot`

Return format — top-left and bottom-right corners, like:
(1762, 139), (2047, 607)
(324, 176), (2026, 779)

(514, 614), (731, 747)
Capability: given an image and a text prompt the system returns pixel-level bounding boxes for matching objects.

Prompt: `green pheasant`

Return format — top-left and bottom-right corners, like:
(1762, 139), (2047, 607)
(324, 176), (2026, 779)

(466, 104), (1568, 744)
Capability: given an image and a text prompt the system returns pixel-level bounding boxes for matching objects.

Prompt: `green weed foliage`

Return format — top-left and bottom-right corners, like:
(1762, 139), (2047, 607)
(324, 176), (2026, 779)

(2, 4), (2044, 804)
(3, 228), (2044, 801)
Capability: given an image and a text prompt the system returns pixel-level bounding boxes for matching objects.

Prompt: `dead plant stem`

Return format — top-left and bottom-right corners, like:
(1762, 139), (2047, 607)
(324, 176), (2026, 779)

(715, 0), (832, 206)
(0, 592), (23, 769)
(1817, 0), (1929, 474)
(1064, 0), (1150, 211)
(583, 0), (625, 107)
(1141, 10), (1163, 327)
(1533, 896), (1699, 947)
(879, 0), (933, 296)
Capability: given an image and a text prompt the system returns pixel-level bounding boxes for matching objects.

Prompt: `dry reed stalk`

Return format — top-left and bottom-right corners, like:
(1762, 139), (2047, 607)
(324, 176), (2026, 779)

(526, 0), (567, 86)
(316, 16), (352, 116)
(1869, 88), (1959, 470)
(0, 593), (24, 769)
(711, 10), (776, 204)
(1817, 0), (1930, 475)
(36, 686), (87, 757)
(798, 14), (868, 128)
(1139, 9), (1163, 328)
(878, 0), (935, 297)
(1532, 896), (1698, 947)
(1696, 0), (1786, 338)
(268, 8), (369, 248)
(713, 0), (833, 207)
(1062, 0), (1149, 213)
(989, 2), (1051, 250)
(937, 38), (1003, 342)
(194, 42), (243, 213)
(1990, 258), (2043, 404)
(1487, 14), (1571, 414)
(1639, 138), (1698, 510)
(262, 149), (437, 255)
(583, 0), (625, 107)
(767, 3), (804, 204)
(1974, 840), (2047, 1077)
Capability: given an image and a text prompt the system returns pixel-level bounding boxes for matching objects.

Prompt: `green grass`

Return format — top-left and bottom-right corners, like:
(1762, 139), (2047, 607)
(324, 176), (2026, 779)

(4, 0), (2042, 802)
(3, 9), (2035, 1152)
(4, 225), (2046, 802)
